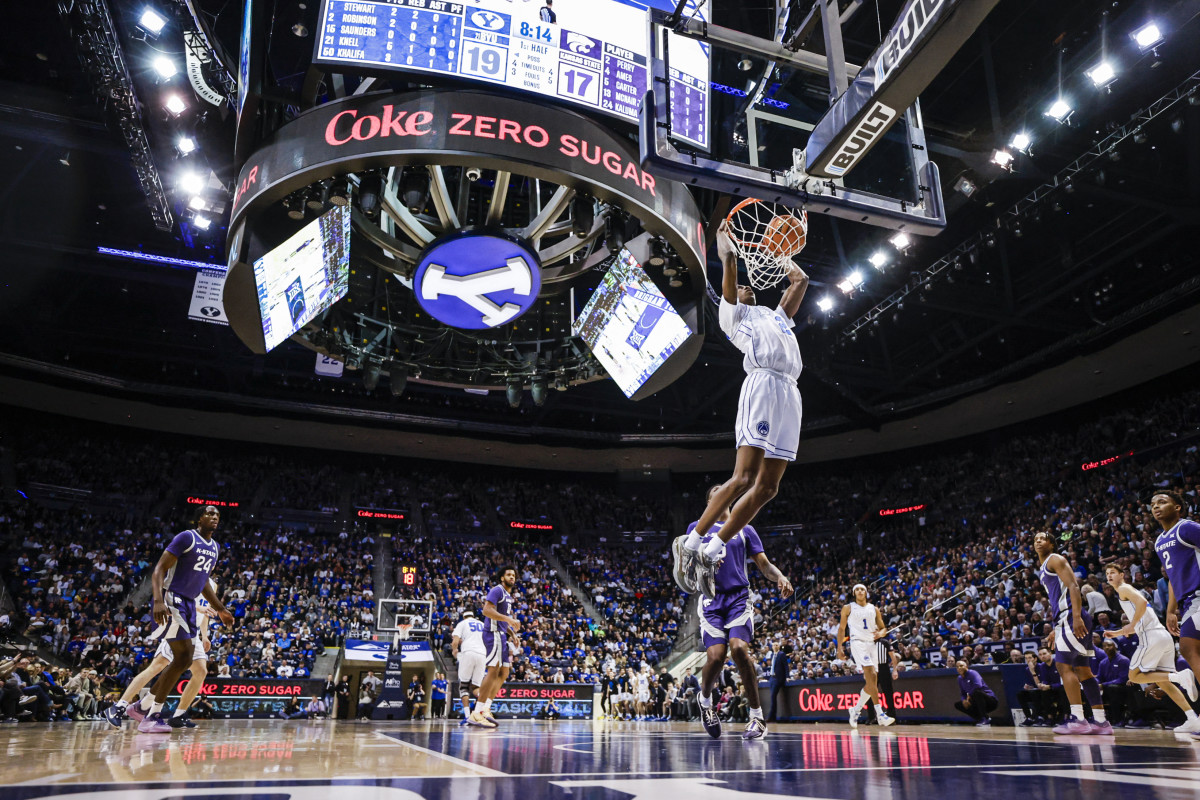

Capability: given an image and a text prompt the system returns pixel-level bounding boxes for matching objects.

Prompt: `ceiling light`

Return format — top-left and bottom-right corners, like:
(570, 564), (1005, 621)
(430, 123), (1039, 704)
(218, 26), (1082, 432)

(1131, 22), (1163, 51)
(837, 277), (854, 293)
(816, 296), (833, 312)
(1045, 98), (1072, 121)
(991, 149), (1014, 168)
(176, 136), (196, 154)
(1086, 61), (1116, 88)
(152, 57), (177, 78)
(59, 151), (71, 167)
(1009, 132), (1031, 152)
(188, 196), (207, 212)
(179, 171), (205, 194)
(953, 175), (976, 196)
(848, 270), (864, 288)
(192, 215), (212, 230)
(868, 251), (888, 269)
(139, 8), (167, 35)
(889, 232), (911, 250)
(164, 94), (186, 115)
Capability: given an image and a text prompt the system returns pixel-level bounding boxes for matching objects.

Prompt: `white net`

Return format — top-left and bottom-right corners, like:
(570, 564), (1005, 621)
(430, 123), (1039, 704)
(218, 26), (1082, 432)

(725, 199), (808, 290)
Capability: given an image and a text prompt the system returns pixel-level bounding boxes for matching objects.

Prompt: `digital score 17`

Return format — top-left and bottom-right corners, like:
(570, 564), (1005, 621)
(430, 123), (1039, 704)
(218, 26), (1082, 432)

(400, 565), (418, 586)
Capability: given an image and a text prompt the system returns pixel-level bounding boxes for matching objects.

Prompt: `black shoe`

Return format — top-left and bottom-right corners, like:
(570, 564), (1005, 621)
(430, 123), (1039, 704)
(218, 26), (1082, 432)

(167, 712), (197, 729)
(701, 706), (721, 739)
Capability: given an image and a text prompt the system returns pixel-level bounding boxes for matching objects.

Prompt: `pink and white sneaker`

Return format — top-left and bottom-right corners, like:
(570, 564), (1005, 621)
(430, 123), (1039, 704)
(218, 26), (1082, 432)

(1052, 716), (1092, 735)
(1089, 721), (1113, 735)
(126, 704), (147, 722)
(137, 712), (172, 734)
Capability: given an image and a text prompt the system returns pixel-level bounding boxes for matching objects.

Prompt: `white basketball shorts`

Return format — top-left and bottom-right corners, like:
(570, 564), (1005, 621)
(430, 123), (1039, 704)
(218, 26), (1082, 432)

(458, 652), (486, 687)
(154, 638), (207, 662)
(735, 370), (802, 461)
(637, 690), (650, 704)
(849, 639), (876, 670)
(1129, 627), (1176, 673)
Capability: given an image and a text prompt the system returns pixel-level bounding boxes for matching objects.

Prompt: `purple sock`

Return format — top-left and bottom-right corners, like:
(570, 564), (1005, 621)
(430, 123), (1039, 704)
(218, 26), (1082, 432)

(1080, 677), (1102, 708)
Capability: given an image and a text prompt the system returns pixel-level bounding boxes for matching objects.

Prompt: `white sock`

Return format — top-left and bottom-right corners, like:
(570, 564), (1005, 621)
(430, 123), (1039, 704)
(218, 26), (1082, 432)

(703, 537), (725, 560)
(852, 690), (869, 711)
(1092, 708), (1106, 723)
(1070, 704), (1084, 719)
(150, 701), (164, 715)
(115, 700), (128, 710)
(1186, 710), (1197, 721)
(479, 700), (491, 713)
(698, 692), (713, 709)
(684, 531), (704, 551)
(138, 695), (153, 711)
(749, 706), (763, 721)
(173, 707), (189, 718)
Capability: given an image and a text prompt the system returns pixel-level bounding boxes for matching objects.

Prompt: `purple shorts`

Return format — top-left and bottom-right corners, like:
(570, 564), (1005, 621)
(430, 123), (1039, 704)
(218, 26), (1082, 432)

(154, 591), (198, 643)
(1181, 601), (1199, 641)
(482, 629), (511, 668)
(700, 588), (754, 649)
(1053, 609), (1094, 667)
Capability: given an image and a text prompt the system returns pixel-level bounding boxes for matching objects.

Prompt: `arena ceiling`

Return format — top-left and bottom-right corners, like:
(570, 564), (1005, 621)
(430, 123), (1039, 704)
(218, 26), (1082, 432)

(0, 0), (1198, 451)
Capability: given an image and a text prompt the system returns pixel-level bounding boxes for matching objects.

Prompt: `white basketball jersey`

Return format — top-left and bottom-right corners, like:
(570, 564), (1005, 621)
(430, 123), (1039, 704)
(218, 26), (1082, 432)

(719, 300), (803, 380)
(453, 617), (486, 656)
(847, 602), (879, 642)
(1119, 593), (1164, 636)
(636, 673), (649, 692)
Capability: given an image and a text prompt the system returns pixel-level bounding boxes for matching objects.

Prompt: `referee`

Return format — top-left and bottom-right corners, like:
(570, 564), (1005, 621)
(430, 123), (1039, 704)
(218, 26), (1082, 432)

(867, 637), (898, 724)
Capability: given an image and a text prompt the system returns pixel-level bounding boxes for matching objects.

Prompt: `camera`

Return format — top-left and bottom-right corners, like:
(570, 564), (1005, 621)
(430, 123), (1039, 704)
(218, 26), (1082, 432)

(465, 166), (482, 182)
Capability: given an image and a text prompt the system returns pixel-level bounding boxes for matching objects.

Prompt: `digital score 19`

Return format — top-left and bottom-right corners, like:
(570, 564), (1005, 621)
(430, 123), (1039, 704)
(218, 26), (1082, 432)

(400, 565), (418, 586)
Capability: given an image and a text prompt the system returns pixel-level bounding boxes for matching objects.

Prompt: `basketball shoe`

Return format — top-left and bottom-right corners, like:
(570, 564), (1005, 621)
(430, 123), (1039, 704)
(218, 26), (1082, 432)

(138, 712), (172, 734)
(127, 702), (147, 722)
(700, 705), (721, 739)
(742, 718), (767, 740)
(1052, 716), (1091, 734)
(1170, 668), (1198, 702)
(103, 704), (127, 728)
(671, 536), (698, 594)
(168, 711), (197, 729)
(468, 710), (497, 729)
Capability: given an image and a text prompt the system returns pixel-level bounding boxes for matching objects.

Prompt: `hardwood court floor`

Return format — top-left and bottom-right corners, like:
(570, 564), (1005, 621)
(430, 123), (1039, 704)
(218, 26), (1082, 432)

(2, 718), (1199, 799)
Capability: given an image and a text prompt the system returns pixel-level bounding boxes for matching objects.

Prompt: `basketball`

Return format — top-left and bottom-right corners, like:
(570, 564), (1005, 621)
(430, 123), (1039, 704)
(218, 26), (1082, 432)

(762, 213), (808, 257)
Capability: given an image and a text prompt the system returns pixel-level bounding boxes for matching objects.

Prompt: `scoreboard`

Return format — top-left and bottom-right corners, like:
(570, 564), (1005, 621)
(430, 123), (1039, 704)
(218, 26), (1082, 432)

(314, 0), (710, 148)
(399, 565), (418, 586)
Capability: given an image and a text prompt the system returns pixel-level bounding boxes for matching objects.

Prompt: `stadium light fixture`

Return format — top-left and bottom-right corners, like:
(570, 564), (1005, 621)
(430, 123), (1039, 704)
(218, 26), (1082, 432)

(868, 251), (888, 270)
(179, 171), (205, 194)
(1131, 22), (1163, 51)
(192, 215), (212, 230)
(138, 8), (167, 35)
(1045, 97), (1072, 122)
(152, 57), (177, 79)
(188, 195), (207, 211)
(888, 232), (911, 250)
(1009, 132), (1032, 152)
(164, 94), (187, 115)
(816, 296), (834, 312)
(991, 149), (1014, 169)
(1086, 61), (1116, 89)
(176, 136), (196, 154)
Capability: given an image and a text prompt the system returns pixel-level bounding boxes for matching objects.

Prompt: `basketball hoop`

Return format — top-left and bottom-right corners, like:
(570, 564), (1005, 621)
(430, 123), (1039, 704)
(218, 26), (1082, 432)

(396, 623), (412, 642)
(724, 198), (808, 290)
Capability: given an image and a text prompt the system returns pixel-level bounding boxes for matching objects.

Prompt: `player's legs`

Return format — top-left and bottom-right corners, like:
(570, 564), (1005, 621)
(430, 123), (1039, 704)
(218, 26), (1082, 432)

(690, 446), (762, 541)
(1128, 668), (1193, 713)
(176, 657), (208, 715)
(727, 638), (761, 710)
(119, 656), (170, 705)
(151, 639), (195, 704)
(718, 457), (788, 545)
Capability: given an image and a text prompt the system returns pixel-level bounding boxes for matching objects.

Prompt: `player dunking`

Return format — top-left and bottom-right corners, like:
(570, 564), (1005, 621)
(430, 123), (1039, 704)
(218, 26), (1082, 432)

(133, 506), (233, 733)
(1034, 531), (1111, 735)
(1151, 490), (1200, 739)
(451, 609), (486, 725)
(470, 566), (521, 729)
(105, 578), (219, 729)
(690, 485), (793, 740)
(1102, 563), (1200, 732)
(836, 584), (895, 728)
(673, 219), (808, 599)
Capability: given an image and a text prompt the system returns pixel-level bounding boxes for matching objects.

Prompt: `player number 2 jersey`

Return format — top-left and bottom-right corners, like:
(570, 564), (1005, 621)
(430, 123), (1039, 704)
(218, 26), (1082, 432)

(719, 300), (803, 380)
(847, 602), (879, 642)
(1156, 519), (1200, 612)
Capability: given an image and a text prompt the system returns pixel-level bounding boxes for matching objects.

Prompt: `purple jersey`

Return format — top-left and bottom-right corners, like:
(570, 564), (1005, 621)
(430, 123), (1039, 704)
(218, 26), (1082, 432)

(689, 521), (764, 593)
(485, 584), (513, 634)
(1156, 519), (1200, 613)
(1039, 556), (1073, 622)
(165, 529), (220, 600)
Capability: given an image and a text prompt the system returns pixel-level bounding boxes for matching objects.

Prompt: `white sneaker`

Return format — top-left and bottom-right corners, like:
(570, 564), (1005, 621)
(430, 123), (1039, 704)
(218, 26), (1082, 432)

(849, 708), (860, 728)
(1175, 716), (1200, 734)
(1170, 669), (1199, 703)
(877, 713), (895, 727)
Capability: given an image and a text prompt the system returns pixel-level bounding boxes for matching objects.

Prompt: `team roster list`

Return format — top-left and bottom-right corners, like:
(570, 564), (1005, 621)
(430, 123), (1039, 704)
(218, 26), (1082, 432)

(316, 0), (708, 147)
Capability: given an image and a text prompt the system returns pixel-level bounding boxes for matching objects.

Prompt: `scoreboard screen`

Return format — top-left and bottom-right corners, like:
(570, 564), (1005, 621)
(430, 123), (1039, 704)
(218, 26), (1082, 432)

(399, 565), (418, 586)
(314, 0), (710, 149)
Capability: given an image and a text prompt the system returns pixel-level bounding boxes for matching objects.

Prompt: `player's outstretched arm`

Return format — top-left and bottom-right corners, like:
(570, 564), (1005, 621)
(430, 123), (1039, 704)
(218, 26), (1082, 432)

(202, 581), (234, 626)
(779, 264), (810, 319)
(716, 220), (739, 304)
(1105, 584), (1144, 638)
(752, 552), (793, 598)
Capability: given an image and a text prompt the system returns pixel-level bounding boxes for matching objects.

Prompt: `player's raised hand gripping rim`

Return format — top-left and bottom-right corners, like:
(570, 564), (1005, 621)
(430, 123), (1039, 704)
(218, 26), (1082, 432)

(716, 219), (738, 264)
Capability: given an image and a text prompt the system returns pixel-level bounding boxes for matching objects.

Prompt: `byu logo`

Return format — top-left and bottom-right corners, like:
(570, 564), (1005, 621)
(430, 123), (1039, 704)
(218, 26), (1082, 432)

(757, 421), (770, 436)
(470, 10), (506, 30)
(415, 233), (542, 330)
(200, 306), (222, 318)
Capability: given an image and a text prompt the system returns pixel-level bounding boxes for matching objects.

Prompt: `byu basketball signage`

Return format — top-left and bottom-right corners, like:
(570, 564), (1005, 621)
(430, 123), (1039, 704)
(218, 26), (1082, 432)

(415, 232), (542, 329)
